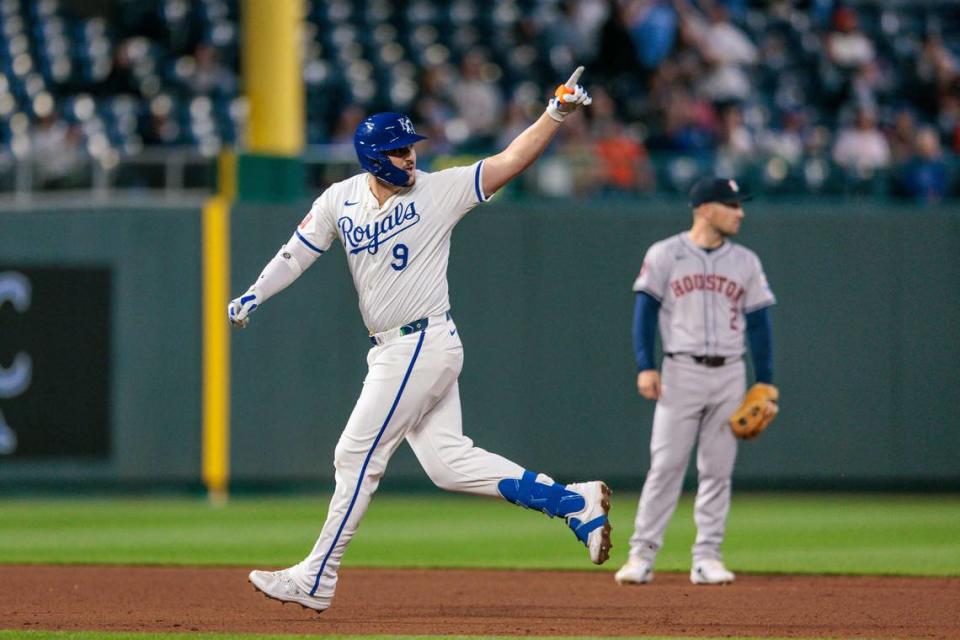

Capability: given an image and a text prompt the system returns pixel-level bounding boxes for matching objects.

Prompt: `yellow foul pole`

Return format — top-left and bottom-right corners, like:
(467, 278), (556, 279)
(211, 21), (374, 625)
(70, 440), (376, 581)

(242, 0), (305, 155)
(203, 0), (304, 503)
(202, 194), (230, 505)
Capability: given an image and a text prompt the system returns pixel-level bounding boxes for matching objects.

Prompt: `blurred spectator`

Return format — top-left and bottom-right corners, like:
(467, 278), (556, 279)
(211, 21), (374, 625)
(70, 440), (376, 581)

(496, 97), (535, 151)
(917, 33), (959, 98)
(818, 7), (879, 113)
(330, 105), (366, 145)
(804, 125), (833, 160)
(716, 104), (754, 168)
(826, 7), (875, 70)
(30, 97), (85, 189)
(570, 0), (610, 61)
(685, 3), (757, 67)
(102, 38), (141, 96)
(590, 87), (655, 193)
(142, 94), (181, 145)
(696, 61), (753, 104)
(592, 0), (643, 115)
(533, 115), (595, 198)
(937, 91), (960, 154)
(801, 124), (834, 192)
(542, 1), (579, 74)
(682, 2), (757, 103)
(189, 44), (236, 95)
(648, 89), (717, 152)
(448, 50), (504, 147)
(887, 109), (918, 166)
(809, 0), (837, 27)
(899, 126), (948, 204)
(543, 0), (606, 73)
(626, 0), (679, 70)
(850, 60), (893, 110)
(832, 107), (890, 172)
(759, 110), (805, 165)
(593, 119), (655, 194)
(413, 64), (459, 155)
(758, 31), (790, 74)
(558, 115), (603, 197)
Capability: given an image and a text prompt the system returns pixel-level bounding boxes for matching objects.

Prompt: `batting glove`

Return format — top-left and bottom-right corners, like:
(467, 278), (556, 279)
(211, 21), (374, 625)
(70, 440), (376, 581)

(546, 66), (592, 122)
(227, 287), (259, 329)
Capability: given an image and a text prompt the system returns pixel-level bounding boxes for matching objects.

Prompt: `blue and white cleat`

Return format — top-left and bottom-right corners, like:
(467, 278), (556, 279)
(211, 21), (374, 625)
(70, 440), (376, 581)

(565, 481), (612, 564)
(249, 568), (330, 612)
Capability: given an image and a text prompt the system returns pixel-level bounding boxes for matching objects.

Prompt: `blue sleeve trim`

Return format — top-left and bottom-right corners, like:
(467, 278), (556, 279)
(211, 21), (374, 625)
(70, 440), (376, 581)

(633, 292), (660, 372)
(745, 306), (773, 383)
(295, 230), (325, 255)
(636, 286), (662, 303)
(474, 161), (488, 203)
(744, 300), (775, 314)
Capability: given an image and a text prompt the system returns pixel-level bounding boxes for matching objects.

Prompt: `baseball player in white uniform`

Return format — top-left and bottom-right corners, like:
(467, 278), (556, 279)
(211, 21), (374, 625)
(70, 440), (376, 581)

(614, 177), (776, 586)
(229, 69), (613, 613)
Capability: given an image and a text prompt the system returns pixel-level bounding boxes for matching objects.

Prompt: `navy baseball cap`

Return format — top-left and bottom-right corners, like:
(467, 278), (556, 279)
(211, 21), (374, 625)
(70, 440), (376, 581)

(688, 177), (752, 207)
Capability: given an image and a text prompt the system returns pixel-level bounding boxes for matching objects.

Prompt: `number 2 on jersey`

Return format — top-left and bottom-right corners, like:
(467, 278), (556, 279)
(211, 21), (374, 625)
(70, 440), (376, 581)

(391, 243), (409, 271)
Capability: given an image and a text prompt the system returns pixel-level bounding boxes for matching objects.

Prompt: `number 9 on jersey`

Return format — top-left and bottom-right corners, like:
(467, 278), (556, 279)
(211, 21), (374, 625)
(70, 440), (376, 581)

(391, 243), (409, 271)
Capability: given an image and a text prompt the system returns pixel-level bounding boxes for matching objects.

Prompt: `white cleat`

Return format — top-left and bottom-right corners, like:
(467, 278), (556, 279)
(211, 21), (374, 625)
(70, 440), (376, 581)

(614, 556), (654, 585)
(690, 558), (735, 585)
(249, 569), (330, 612)
(565, 481), (613, 565)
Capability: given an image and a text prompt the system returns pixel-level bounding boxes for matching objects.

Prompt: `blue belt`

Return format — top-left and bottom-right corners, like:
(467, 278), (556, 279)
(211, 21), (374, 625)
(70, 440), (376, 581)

(369, 311), (452, 346)
(369, 317), (430, 346)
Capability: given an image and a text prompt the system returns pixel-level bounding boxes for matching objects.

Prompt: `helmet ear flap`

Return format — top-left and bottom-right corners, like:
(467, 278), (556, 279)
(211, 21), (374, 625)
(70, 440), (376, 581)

(359, 149), (407, 186)
(354, 112), (426, 187)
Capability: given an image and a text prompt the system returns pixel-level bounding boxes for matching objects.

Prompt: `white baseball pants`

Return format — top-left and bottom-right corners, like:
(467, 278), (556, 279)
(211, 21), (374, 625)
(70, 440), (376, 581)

(287, 315), (530, 603)
(627, 356), (745, 563)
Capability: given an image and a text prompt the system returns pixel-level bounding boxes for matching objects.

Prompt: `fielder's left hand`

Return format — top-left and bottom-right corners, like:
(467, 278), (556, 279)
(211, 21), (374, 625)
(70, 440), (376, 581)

(227, 287), (259, 328)
(546, 65), (592, 122)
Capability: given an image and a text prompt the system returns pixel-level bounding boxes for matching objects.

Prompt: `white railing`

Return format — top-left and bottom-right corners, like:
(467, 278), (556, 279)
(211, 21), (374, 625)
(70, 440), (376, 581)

(0, 147), (217, 205)
(2, 144), (955, 204)
(0, 145), (363, 204)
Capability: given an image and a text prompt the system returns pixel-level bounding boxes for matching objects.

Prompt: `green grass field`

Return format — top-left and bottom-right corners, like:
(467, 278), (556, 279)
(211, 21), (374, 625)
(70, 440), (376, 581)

(3, 492), (959, 640)
(2, 492), (958, 575)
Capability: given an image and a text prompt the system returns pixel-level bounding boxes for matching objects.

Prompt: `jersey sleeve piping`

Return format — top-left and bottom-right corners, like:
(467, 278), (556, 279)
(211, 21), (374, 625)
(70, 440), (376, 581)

(633, 285), (663, 302)
(744, 298), (775, 314)
(474, 160), (490, 203)
(295, 230), (325, 255)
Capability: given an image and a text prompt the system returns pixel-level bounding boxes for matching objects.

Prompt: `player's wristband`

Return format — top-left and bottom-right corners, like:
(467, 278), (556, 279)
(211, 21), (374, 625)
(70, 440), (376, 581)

(546, 85), (573, 122)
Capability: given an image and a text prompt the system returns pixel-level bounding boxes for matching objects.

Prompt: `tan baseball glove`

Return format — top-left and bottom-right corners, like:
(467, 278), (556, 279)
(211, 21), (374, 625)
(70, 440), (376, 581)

(729, 383), (779, 439)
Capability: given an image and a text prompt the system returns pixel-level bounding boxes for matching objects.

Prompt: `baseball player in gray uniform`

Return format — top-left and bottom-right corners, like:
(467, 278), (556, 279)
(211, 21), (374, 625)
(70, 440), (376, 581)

(615, 177), (776, 586)
(228, 68), (613, 613)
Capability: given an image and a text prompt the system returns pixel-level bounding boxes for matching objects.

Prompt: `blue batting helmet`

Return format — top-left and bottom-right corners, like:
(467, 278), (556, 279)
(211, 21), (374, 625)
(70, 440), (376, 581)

(354, 112), (427, 187)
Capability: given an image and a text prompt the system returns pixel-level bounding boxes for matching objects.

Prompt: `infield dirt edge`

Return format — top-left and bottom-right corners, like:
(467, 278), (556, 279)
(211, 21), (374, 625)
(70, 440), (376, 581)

(3, 565), (959, 638)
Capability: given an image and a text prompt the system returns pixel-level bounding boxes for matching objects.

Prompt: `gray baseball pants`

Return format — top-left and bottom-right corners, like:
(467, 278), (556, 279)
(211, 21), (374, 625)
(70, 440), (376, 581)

(627, 356), (745, 563)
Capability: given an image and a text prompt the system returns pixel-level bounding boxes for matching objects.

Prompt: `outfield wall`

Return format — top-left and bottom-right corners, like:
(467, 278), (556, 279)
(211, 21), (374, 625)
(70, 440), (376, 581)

(1, 199), (958, 489)
(0, 204), (202, 483)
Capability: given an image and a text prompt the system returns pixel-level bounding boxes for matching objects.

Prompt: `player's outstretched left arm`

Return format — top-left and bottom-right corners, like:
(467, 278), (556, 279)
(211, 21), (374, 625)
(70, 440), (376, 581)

(481, 66), (592, 197)
(227, 233), (319, 328)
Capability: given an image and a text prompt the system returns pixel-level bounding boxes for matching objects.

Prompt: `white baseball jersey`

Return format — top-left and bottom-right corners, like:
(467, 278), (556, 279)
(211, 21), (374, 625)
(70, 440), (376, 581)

(632, 233), (775, 357)
(296, 161), (490, 333)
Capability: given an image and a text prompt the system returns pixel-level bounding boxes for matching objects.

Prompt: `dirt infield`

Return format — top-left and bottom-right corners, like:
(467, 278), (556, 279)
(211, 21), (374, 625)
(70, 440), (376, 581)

(2, 565), (958, 638)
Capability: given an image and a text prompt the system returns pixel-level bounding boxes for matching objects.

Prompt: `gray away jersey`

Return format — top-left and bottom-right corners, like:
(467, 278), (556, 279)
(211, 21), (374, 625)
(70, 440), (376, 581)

(632, 233), (775, 357)
(296, 161), (489, 333)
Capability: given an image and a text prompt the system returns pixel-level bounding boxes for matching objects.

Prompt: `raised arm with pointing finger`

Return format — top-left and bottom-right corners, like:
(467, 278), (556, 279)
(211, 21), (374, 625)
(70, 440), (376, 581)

(228, 67), (591, 330)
